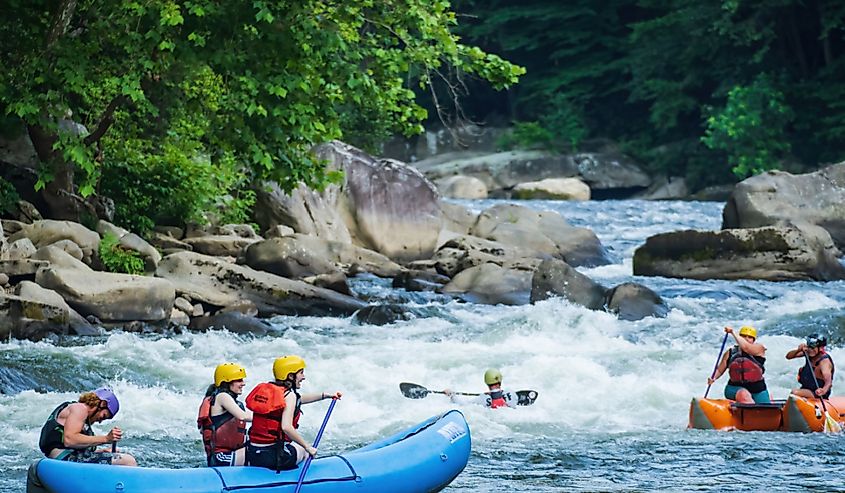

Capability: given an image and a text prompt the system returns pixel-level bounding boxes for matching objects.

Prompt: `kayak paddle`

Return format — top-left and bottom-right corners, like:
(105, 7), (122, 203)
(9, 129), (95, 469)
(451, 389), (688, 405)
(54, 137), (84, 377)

(294, 397), (338, 493)
(704, 332), (730, 398)
(399, 382), (538, 406)
(802, 351), (842, 433)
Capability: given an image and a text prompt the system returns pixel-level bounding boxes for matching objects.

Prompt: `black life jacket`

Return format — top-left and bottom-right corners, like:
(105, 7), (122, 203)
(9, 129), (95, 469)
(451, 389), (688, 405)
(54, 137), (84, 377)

(39, 402), (95, 456)
(798, 353), (835, 398)
(247, 382), (301, 445)
(197, 389), (247, 457)
(727, 346), (767, 394)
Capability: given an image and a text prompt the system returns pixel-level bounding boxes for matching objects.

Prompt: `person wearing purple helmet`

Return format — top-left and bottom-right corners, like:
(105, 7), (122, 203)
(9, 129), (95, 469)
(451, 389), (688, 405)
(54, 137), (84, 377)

(38, 388), (137, 466)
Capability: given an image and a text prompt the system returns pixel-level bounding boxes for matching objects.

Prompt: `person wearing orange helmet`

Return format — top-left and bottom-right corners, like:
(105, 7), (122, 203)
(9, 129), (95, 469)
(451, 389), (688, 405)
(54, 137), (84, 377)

(244, 355), (342, 471)
(707, 326), (771, 404)
(197, 363), (253, 466)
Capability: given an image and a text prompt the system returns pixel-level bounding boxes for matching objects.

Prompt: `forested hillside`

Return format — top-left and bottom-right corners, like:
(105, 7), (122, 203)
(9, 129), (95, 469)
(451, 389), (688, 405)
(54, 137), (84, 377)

(450, 0), (845, 189)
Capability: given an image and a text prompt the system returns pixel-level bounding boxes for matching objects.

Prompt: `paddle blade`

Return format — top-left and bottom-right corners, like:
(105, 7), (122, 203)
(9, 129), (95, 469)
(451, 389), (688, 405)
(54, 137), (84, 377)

(516, 390), (538, 406)
(400, 382), (430, 399)
(824, 412), (843, 433)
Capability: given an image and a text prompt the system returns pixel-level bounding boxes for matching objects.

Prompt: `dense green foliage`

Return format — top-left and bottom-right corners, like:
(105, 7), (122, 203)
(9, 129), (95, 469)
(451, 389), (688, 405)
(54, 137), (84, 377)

(453, 0), (845, 189)
(0, 1), (522, 227)
(0, 177), (20, 215)
(98, 233), (145, 275)
(702, 75), (794, 179)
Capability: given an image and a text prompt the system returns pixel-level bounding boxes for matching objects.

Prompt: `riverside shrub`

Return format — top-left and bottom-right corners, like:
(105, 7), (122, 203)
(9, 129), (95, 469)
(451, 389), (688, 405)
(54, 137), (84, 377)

(99, 233), (145, 275)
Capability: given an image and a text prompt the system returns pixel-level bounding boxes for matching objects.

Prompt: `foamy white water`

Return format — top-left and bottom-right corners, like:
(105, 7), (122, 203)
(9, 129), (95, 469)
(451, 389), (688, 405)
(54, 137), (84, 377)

(3, 199), (844, 492)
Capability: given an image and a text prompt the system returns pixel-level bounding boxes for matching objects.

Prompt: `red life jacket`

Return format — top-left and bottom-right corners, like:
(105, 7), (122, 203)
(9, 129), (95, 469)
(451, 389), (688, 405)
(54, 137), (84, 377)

(727, 346), (766, 385)
(246, 382), (301, 445)
(197, 390), (247, 456)
(488, 389), (507, 409)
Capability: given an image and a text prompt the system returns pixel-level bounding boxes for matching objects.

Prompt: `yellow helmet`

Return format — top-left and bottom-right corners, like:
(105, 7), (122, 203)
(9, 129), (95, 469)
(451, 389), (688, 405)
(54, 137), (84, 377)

(739, 326), (757, 339)
(273, 355), (306, 381)
(214, 363), (246, 387)
(484, 368), (503, 386)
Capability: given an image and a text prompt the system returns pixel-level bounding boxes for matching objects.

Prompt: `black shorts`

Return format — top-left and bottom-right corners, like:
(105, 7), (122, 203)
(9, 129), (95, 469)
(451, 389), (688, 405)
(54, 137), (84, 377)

(246, 442), (298, 471)
(208, 450), (237, 467)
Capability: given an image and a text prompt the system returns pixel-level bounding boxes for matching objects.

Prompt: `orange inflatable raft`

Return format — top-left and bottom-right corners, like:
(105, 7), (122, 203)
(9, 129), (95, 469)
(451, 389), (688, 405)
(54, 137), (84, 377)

(689, 395), (845, 432)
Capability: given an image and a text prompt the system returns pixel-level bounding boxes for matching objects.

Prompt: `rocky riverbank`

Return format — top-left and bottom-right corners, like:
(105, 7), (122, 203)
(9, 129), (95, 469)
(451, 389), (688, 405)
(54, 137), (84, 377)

(2, 140), (844, 340)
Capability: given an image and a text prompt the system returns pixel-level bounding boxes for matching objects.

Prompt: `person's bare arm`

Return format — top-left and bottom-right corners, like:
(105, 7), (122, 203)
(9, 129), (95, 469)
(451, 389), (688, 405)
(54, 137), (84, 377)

(708, 352), (730, 384)
(300, 391), (342, 405)
(785, 344), (807, 360)
(280, 393), (315, 456)
(216, 393), (253, 421)
(61, 404), (118, 449)
(817, 360), (834, 396)
(729, 327), (766, 357)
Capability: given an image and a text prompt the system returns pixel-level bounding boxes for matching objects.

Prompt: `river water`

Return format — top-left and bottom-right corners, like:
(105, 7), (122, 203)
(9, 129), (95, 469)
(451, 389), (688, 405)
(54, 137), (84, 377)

(2, 199), (844, 492)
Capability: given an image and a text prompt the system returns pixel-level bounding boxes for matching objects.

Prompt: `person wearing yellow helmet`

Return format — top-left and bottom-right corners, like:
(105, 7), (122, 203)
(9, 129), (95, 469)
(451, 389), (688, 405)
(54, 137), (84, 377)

(245, 355), (342, 471)
(445, 368), (517, 409)
(707, 326), (771, 404)
(197, 363), (253, 467)
(786, 334), (835, 399)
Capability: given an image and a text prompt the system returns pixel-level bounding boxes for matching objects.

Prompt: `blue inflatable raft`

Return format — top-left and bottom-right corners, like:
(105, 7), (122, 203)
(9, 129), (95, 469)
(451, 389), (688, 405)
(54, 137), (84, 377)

(31, 410), (470, 493)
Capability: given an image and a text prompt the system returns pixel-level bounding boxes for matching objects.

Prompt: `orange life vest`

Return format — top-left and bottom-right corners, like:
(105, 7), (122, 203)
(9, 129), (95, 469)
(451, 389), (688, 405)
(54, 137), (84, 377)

(246, 382), (301, 445)
(197, 390), (247, 456)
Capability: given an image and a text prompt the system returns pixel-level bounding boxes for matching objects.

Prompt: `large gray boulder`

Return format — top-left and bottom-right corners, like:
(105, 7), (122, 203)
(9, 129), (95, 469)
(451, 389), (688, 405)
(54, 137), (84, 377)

(255, 141), (442, 262)
(254, 181), (352, 243)
(316, 141), (442, 262)
(183, 235), (260, 257)
(432, 235), (544, 278)
(413, 149), (651, 196)
(470, 203), (611, 267)
(35, 268), (175, 322)
(572, 153), (651, 192)
(512, 177), (591, 200)
(530, 259), (607, 310)
(437, 202), (478, 247)
(723, 163), (845, 249)
(440, 263), (534, 305)
(0, 294), (67, 340)
(415, 150), (578, 192)
(435, 175), (488, 199)
(156, 251), (365, 317)
(633, 222), (845, 281)
(16, 281), (97, 335)
(8, 220), (100, 264)
(244, 235), (401, 279)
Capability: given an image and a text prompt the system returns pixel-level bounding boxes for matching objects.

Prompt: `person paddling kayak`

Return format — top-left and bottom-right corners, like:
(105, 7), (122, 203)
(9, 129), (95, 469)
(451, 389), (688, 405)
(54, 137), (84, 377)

(444, 368), (518, 409)
(707, 326), (771, 404)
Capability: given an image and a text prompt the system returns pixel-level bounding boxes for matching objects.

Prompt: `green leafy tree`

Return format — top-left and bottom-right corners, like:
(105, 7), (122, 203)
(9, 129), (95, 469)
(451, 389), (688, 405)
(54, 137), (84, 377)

(702, 75), (793, 179)
(0, 1), (522, 222)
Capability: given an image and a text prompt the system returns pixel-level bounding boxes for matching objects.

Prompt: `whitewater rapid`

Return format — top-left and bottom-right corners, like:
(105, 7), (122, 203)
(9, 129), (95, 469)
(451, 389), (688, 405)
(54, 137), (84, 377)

(2, 199), (844, 492)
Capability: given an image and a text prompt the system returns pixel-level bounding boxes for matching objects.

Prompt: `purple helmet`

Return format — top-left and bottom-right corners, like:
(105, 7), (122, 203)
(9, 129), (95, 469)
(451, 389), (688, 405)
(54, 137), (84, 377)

(93, 388), (119, 418)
